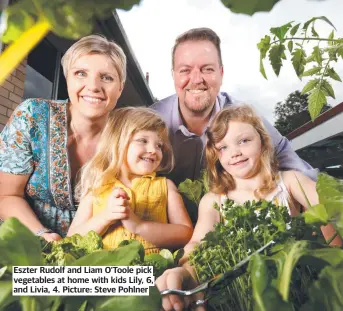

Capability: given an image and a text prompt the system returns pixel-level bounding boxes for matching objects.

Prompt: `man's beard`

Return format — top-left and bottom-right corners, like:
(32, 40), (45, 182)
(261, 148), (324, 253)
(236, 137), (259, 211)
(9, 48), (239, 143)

(184, 95), (213, 114)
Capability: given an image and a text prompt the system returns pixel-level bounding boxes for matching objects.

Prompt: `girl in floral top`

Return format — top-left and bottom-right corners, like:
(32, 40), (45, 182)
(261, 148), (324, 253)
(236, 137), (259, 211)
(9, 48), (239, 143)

(0, 34), (126, 240)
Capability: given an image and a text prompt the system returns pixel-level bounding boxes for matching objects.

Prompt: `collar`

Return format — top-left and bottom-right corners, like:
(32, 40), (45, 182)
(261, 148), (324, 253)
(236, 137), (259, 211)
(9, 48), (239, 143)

(171, 96), (221, 136)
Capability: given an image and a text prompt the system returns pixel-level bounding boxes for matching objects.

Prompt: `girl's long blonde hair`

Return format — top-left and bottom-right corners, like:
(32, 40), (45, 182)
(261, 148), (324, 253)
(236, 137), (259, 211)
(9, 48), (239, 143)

(78, 107), (174, 198)
(206, 104), (278, 199)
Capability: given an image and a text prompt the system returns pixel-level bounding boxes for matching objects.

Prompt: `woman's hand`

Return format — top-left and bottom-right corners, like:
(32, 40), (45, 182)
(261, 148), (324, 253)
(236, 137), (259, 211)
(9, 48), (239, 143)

(41, 232), (62, 242)
(103, 187), (130, 223)
(156, 267), (205, 311)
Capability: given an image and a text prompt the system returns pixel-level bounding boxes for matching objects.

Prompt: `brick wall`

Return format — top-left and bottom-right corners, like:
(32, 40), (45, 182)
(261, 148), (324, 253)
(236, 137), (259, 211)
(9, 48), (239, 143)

(0, 59), (27, 131)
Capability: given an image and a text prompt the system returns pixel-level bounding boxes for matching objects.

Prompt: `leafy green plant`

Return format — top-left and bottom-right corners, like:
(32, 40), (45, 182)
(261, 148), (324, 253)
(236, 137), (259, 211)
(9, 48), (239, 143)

(257, 16), (343, 119)
(178, 170), (209, 206)
(220, 0), (281, 16)
(188, 199), (317, 311)
(0, 0), (142, 85)
(0, 218), (182, 311)
(183, 172), (343, 310)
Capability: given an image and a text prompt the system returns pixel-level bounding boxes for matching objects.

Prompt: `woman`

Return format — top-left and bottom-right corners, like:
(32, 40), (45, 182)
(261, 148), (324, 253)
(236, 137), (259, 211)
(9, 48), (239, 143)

(0, 34), (126, 241)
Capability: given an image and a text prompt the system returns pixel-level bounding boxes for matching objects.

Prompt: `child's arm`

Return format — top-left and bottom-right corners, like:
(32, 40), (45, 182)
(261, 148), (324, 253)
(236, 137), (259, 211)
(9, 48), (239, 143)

(180, 191), (221, 263)
(282, 170), (342, 246)
(156, 192), (221, 311)
(67, 188), (130, 237)
(121, 179), (193, 249)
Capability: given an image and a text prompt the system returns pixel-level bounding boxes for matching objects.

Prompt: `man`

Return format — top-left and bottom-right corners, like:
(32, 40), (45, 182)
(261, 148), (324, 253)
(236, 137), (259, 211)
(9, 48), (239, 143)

(152, 27), (317, 223)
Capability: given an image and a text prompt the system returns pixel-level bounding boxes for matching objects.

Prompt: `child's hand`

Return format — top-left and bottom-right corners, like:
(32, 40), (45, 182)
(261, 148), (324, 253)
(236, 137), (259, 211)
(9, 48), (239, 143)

(121, 208), (142, 234)
(102, 187), (130, 223)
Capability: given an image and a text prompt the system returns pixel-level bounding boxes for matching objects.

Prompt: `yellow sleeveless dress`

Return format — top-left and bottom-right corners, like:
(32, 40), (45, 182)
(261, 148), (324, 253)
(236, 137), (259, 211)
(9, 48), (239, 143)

(92, 173), (168, 254)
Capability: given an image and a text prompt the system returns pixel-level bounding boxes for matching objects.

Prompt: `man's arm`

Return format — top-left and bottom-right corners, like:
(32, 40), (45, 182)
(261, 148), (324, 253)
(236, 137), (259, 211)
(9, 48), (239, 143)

(261, 116), (318, 181)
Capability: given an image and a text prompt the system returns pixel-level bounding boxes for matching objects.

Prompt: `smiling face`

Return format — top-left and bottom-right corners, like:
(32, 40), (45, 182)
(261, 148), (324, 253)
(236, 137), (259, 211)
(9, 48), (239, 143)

(67, 53), (123, 120)
(215, 121), (262, 180)
(172, 40), (223, 114)
(124, 130), (163, 179)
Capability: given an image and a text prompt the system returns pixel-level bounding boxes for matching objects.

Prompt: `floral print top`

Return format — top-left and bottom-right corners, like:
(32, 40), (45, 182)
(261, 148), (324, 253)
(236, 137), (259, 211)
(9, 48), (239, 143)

(0, 98), (77, 236)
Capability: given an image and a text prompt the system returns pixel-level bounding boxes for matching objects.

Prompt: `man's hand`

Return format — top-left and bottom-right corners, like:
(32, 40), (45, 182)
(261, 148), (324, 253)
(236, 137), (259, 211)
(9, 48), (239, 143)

(156, 267), (206, 311)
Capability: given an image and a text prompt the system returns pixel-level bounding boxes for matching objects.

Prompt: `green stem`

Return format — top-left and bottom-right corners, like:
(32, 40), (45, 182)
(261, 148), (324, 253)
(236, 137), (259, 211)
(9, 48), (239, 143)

(271, 37), (343, 45)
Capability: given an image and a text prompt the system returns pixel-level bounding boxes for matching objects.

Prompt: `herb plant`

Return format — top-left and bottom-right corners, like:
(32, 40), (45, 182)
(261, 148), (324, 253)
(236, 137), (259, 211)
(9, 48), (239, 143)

(0, 218), (180, 311)
(180, 172), (343, 311)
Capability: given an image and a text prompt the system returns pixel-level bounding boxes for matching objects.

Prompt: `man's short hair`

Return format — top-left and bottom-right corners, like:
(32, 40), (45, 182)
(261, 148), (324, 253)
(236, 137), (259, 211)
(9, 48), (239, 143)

(172, 27), (223, 68)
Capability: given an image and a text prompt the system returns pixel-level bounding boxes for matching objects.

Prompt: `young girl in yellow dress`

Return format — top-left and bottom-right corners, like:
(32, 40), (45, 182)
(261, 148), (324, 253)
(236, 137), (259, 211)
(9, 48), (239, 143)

(68, 107), (193, 254)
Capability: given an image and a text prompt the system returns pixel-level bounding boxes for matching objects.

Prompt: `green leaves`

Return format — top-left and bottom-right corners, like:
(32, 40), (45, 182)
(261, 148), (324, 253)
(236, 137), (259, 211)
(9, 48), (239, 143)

(327, 67), (342, 82)
(73, 240), (141, 266)
(2, 0), (142, 42)
(257, 35), (271, 79)
(316, 173), (343, 237)
(303, 262), (343, 311)
(322, 80), (335, 99)
(303, 204), (329, 225)
(312, 46), (323, 65)
(301, 79), (319, 94)
(250, 254), (293, 311)
(0, 218), (43, 268)
(90, 285), (161, 311)
(270, 22), (293, 41)
(303, 16), (337, 32)
(258, 16), (342, 120)
(302, 66), (321, 77)
(290, 23), (300, 36)
(220, 0), (281, 16)
(178, 170), (209, 205)
(308, 87), (327, 120)
(291, 48), (306, 78)
(268, 44), (286, 76)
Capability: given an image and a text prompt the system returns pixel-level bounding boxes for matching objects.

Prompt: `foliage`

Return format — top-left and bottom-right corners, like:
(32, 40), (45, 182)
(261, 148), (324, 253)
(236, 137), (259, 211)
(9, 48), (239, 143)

(257, 16), (343, 120)
(0, 218), (183, 311)
(42, 231), (103, 266)
(220, 0), (281, 16)
(188, 199), (317, 310)
(178, 170), (209, 206)
(0, 0), (142, 85)
(274, 90), (331, 135)
(184, 173), (343, 310)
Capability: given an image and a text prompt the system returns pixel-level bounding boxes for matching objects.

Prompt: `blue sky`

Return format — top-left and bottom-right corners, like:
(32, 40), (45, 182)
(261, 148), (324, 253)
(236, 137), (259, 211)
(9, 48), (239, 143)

(118, 0), (343, 122)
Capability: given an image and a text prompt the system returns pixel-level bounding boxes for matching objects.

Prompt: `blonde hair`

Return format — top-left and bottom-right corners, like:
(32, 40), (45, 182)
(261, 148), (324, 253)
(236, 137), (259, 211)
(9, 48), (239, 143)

(61, 34), (127, 86)
(206, 104), (278, 199)
(78, 107), (174, 197)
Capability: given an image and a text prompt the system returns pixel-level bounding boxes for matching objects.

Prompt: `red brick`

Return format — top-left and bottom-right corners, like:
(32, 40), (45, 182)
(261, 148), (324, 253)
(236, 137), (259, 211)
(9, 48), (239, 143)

(0, 87), (9, 98)
(0, 105), (7, 116)
(0, 97), (13, 109)
(14, 87), (24, 97)
(11, 69), (17, 77)
(16, 70), (25, 82)
(9, 93), (22, 104)
(10, 76), (24, 88)
(1, 80), (15, 92)
(7, 109), (14, 117)
(12, 102), (19, 110)
(17, 64), (26, 74)
(0, 114), (8, 125)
